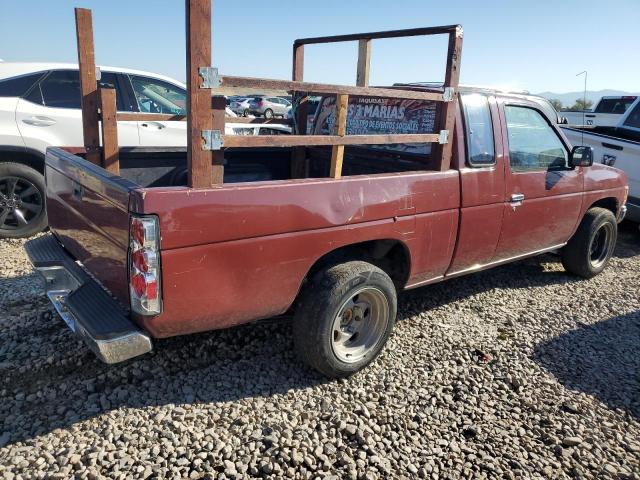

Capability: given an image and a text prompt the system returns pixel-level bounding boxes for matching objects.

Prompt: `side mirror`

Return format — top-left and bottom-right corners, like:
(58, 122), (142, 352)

(570, 145), (594, 168)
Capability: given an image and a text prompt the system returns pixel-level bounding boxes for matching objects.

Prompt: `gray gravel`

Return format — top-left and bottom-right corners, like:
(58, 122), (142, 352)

(1, 225), (639, 479)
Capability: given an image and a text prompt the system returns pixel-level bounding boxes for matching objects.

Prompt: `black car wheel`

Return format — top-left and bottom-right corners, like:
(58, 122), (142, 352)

(263, 108), (273, 119)
(0, 162), (47, 238)
(561, 207), (617, 278)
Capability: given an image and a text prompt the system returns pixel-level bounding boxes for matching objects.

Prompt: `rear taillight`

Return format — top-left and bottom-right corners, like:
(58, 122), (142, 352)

(129, 215), (161, 315)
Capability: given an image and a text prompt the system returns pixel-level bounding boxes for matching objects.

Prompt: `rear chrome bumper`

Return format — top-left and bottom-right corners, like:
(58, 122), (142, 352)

(25, 234), (152, 364)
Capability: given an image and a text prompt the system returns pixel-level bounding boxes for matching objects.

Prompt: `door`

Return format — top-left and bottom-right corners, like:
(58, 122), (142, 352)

(127, 74), (187, 147)
(16, 70), (139, 153)
(493, 101), (583, 261)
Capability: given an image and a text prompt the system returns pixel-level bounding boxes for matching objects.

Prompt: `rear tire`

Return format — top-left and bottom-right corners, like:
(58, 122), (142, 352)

(293, 261), (397, 378)
(561, 207), (617, 278)
(0, 162), (47, 239)
(263, 108), (273, 119)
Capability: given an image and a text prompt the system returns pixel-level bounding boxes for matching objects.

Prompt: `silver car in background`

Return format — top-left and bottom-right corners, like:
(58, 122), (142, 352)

(248, 96), (291, 118)
(229, 96), (253, 116)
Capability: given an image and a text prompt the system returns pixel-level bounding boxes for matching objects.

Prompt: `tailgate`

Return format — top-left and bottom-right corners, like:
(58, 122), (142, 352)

(45, 147), (138, 305)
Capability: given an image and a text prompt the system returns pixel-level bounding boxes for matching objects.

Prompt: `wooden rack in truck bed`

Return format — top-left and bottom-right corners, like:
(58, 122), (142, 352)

(25, 1), (628, 377)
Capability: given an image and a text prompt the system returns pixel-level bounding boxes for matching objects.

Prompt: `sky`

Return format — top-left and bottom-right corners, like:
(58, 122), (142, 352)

(1, 0), (638, 95)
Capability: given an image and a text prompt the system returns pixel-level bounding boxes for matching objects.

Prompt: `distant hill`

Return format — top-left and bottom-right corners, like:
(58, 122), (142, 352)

(535, 89), (640, 109)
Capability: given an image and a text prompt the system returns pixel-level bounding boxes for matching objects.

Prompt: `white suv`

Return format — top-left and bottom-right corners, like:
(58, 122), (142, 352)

(0, 62), (291, 238)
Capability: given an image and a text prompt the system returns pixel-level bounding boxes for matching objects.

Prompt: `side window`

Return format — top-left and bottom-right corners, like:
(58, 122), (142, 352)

(461, 93), (495, 166)
(505, 105), (567, 171)
(623, 102), (640, 129)
(38, 70), (82, 109)
(0, 73), (46, 97)
(23, 70), (126, 110)
(129, 75), (186, 115)
(99, 72), (126, 111)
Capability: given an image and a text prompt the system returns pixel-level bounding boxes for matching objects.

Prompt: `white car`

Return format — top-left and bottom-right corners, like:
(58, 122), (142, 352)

(229, 96), (254, 116)
(0, 62), (291, 238)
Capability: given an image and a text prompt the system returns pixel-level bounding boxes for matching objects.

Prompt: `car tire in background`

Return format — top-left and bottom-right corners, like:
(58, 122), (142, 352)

(561, 207), (617, 278)
(243, 109), (249, 117)
(263, 108), (273, 119)
(0, 162), (47, 239)
(293, 260), (397, 378)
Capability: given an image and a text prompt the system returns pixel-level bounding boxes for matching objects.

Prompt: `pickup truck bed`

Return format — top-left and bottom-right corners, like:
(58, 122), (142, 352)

(27, 88), (629, 377)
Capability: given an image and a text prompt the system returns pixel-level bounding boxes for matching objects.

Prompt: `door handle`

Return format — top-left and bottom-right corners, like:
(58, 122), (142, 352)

(22, 116), (57, 127)
(510, 193), (525, 203)
(140, 121), (166, 130)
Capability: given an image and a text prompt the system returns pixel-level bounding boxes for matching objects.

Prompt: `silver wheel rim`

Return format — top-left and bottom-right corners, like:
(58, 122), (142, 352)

(589, 222), (614, 269)
(0, 176), (43, 231)
(331, 286), (389, 364)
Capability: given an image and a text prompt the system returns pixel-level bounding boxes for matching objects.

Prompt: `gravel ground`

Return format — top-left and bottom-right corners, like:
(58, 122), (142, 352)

(1, 225), (639, 479)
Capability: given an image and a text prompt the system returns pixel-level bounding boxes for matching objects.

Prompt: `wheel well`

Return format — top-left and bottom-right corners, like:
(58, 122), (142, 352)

(589, 197), (618, 215)
(0, 148), (45, 173)
(305, 239), (411, 291)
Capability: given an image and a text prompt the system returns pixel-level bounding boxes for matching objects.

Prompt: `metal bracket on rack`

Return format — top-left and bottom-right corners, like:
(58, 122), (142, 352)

(202, 130), (223, 150)
(443, 87), (455, 102)
(438, 130), (449, 144)
(198, 67), (221, 89)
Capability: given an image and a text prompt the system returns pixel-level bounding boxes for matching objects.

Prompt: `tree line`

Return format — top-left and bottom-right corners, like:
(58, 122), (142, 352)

(548, 98), (594, 112)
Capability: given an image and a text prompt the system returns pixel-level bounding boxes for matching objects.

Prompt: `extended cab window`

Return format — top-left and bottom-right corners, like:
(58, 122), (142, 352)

(461, 93), (495, 166)
(129, 75), (186, 115)
(505, 105), (567, 171)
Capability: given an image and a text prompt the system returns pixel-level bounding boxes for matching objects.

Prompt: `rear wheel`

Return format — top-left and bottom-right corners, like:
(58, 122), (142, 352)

(561, 207), (617, 278)
(0, 162), (47, 239)
(293, 261), (397, 378)
(243, 109), (249, 117)
(263, 108), (273, 119)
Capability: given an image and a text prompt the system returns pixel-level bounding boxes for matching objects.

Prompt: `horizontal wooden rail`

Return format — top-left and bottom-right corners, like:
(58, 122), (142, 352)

(219, 76), (445, 101)
(222, 133), (439, 148)
(114, 113), (292, 125)
(226, 117), (292, 125)
(295, 25), (461, 45)
(116, 113), (187, 121)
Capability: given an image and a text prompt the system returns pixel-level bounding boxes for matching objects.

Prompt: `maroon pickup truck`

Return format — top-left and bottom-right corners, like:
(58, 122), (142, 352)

(25, 86), (628, 377)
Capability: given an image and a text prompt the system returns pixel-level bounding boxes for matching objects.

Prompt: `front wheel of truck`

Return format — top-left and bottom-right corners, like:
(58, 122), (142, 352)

(561, 207), (617, 278)
(293, 261), (397, 378)
(0, 162), (47, 239)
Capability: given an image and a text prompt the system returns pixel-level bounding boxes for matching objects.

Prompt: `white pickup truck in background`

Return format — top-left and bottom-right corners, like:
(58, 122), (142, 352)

(562, 96), (640, 222)
(562, 95), (637, 128)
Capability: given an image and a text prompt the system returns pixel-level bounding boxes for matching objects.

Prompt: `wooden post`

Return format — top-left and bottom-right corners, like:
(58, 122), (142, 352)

(211, 96), (226, 184)
(356, 39), (371, 87)
(75, 8), (101, 165)
(291, 43), (308, 178)
(186, 0), (213, 188)
(99, 88), (119, 174)
(434, 27), (463, 171)
(330, 94), (348, 178)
